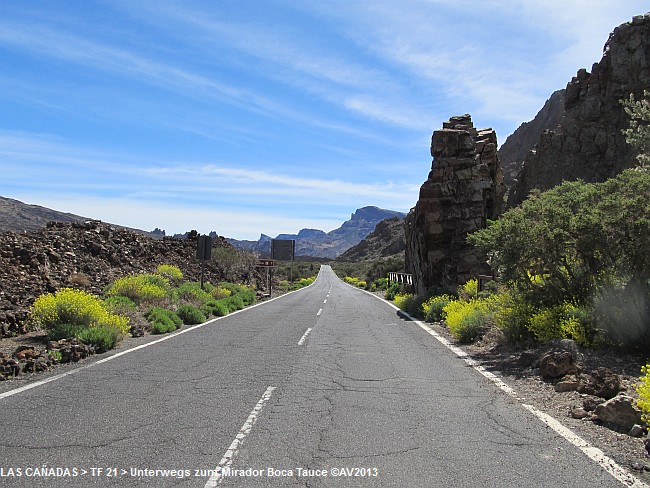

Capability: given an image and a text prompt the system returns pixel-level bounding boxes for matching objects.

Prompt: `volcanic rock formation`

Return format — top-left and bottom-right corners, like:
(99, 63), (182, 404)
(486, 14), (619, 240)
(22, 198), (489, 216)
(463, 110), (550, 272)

(509, 13), (650, 206)
(405, 115), (504, 295)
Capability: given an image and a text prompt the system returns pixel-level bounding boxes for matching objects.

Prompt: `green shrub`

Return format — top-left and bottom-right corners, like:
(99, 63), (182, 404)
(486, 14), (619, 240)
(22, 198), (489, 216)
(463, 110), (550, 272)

(48, 323), (121, 353)
(423, 294), (453, 322)
(173, 282), (213, 304)
(106, 274), (169, 304)
(219, 282), (256, 305)
(221, 295), (245, 312)
(176, 304), (207, 325)
(372, 278), (389, 291)
(145, 307), (182, 333)
(151, 318), (176, 334)
(385, 282), (401, 301)
(201, 299), (230, 317)
(493, 291), (535, 343)
(30, 288), (130, 334)
(104, 295), (137, 313)
(156, 264), (183, 284)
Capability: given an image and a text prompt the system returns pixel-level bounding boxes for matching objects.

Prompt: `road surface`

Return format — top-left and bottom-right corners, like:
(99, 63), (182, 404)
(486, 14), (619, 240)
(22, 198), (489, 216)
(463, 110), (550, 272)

(0, 265), (632, 486)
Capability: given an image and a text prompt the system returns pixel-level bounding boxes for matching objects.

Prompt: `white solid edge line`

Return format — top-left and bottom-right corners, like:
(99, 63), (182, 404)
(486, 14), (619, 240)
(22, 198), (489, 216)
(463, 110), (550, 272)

(204, 386), (276, 488)
(339, 277), (648, 488)
(297, 328), (312, 346)
(0, 272), (324, 401)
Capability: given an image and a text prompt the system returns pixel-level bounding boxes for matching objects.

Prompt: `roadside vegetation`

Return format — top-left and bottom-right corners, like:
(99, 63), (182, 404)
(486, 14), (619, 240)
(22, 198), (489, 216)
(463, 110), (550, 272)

(273, 260), (320, 293)
(332, 256), (404, 293)
(28, 264), (257, 353)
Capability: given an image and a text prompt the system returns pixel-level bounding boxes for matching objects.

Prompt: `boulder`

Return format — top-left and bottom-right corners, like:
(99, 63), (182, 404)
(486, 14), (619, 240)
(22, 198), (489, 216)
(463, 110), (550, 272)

(539, 351), (578, 380)
(577, 367), (622, 399)
(594, 395), (643, 430)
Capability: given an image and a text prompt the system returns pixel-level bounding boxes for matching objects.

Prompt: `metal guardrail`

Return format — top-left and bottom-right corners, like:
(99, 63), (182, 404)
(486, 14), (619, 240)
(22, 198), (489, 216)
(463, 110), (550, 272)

(388, 272), (413, 286)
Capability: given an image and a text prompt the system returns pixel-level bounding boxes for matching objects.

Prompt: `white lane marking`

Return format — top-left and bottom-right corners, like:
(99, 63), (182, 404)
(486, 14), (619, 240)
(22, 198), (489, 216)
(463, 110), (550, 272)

(204, 386), (276, 487)
(323, 299), (327, 304)
(297, 328), (312, 346)
(522, 404), (647, 488)
(341, 277), (648, 488)
(0, 278), (321, 401)
(317, 308), (322, 316)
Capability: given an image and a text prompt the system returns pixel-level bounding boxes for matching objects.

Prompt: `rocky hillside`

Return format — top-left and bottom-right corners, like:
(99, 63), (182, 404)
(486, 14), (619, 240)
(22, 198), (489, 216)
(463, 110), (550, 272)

(498, 89), (565, 190)
(0, 220), (252, 338)
(228, 206), (406, 259)
(0, 196), (87, 233)
(509, 13), (650, 207)
(336, 217), (405, 262)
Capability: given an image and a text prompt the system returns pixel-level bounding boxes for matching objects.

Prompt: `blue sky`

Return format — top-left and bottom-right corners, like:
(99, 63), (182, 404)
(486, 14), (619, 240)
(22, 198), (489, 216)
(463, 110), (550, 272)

(0, 1), (647, 240)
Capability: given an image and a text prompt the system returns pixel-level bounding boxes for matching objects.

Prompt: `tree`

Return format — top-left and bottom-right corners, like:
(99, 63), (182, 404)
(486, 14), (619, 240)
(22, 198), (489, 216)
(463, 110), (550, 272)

(622, 90), (650, 167)
(468, 171), (649, 305)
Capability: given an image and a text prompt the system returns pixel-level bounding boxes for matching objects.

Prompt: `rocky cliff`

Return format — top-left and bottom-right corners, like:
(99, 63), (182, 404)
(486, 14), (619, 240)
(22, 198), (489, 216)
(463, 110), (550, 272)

(336, 217), (405, 262)
(509, 13), (650, 206)
(498, 89), (565, 190)
(405, 115), (504, 295)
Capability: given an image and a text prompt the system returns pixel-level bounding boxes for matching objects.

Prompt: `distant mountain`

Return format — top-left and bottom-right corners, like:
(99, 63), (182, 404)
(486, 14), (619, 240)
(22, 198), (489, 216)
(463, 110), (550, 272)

(227, 206), (406, 259)
(0, 196), (87, 233)
(0, 196), (157, 237)
(336, 217), (405, 262)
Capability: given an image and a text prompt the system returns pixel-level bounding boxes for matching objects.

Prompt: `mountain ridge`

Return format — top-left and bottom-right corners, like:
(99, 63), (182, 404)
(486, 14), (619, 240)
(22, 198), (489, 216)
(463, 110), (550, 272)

(227, 206), (406, 259)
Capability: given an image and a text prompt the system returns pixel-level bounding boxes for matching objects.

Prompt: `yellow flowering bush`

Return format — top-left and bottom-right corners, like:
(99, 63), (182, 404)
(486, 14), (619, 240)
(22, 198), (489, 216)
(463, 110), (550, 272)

(343, 276), (366, 288)
(528, 302), (596, 346)
(211, 286), (232, 300)
(106, 273), (169, 304)
(422, 294), (453, 322)
(30, 288), (130, 334)
(636, 364), (650, 426)
(156, 264), (183, 284)
(393, 293), (414, 312)
(443, 297), (499, 343)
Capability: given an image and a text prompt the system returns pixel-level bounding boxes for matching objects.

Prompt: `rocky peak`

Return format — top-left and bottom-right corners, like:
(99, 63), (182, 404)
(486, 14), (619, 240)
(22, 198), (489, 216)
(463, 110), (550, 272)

(405, 115), (504, 295)
(509, 13), (650, 207)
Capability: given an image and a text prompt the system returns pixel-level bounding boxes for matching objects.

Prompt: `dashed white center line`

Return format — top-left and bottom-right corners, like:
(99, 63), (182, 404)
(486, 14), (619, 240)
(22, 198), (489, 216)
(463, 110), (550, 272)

(323, 299), (327, 303)
(317, 308), (322, 316)
(297, 328), (312, 345)
(204, 386), (276, 487)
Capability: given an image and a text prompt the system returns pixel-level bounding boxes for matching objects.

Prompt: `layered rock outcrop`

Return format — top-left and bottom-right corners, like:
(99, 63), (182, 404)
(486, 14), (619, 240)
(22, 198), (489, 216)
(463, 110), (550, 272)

(510, 13), (650, 206)
(405, 115), (504, 295)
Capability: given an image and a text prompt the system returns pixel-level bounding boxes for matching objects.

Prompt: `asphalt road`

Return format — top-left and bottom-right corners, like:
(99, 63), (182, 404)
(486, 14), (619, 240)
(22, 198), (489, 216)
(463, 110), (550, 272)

(0, 265), (630, 487)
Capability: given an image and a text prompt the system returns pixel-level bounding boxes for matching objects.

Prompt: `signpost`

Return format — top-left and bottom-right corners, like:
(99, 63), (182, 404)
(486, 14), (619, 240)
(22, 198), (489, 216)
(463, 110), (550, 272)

(256, 259), (276, 297)
(196, 235), (212, 290)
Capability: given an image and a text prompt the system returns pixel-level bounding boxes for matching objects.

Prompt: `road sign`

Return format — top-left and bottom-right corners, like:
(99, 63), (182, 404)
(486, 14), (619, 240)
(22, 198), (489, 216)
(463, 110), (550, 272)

(196, 235), (212, 260)
(257, 259), (275, 267)
(272, 239), (295, 261)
